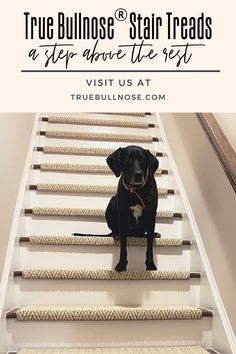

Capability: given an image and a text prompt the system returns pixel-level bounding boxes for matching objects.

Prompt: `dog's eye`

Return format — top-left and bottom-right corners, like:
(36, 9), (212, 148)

(124, 156), (131, 163)
(140, 156), (145, 162)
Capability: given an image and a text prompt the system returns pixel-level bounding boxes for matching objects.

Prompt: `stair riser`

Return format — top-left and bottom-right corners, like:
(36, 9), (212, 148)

(19, 247), (190, 271)
(29, 194), (175, 211)
(7, 319), (212, 349)
(13, 279), (200, 306)
(24, 218), (182, 236)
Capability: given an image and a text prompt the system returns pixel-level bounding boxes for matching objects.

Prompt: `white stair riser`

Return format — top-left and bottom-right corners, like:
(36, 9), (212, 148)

(19, 247), (190, 271)
(13, 279), (200, 306)
(24, 218), (182, 236)
(7, 319), (212, 349)
(29, 194), (175, 211)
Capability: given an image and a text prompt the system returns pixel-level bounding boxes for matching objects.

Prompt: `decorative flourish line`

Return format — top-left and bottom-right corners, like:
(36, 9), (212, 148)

(21, 69), (220, 73)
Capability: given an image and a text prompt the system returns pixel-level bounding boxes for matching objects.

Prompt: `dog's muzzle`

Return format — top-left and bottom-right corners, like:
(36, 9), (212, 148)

(129, 172), (145, 186)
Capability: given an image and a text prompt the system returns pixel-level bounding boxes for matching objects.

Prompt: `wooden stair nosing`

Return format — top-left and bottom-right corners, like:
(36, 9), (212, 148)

(18, 237), (191, 246)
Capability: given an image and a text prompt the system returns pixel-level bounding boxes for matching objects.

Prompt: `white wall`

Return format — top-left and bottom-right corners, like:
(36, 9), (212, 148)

(214, 113), (236, 151)
(160, 113), (236, 335)
(0, 114), (35, 281)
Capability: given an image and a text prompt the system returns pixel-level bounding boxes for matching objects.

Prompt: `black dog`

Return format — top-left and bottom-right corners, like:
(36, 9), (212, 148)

(105, 145), (159, 272)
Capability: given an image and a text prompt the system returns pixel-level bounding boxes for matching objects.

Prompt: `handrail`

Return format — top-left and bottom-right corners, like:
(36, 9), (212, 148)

(196, 113), (236, 193)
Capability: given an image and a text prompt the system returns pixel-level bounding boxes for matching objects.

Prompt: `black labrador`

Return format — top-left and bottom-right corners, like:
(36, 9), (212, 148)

(105, 145), (159, 272)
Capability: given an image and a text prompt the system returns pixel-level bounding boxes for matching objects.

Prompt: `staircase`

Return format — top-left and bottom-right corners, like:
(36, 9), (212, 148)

(0, 113), (234, 353)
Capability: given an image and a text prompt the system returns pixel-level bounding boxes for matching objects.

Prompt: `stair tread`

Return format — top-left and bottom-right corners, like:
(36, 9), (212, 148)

(19, 236), (190, 247)
(14, 269), (200, 280)
(17, 345), (211, 354)
(5, 115), (215, 350)
(39, 130), (158, 143)
(36, 146), (163, 157)
(30, 184), (173, 195)
(33, 163), (166, 175)
(42, 115), (151, 129)
(25, 207), (181, 219)
(8, 305), (213, 321)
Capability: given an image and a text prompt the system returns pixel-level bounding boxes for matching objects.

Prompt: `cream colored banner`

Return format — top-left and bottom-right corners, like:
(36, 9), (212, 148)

(0, 0), (235, 111)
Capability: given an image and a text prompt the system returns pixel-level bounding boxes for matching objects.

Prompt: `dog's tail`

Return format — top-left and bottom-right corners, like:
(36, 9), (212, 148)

(72, 232), (161, 238)
(72, 232), (114, 237)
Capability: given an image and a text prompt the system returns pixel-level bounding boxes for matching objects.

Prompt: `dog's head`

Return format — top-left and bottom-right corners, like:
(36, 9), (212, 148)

(106, 145), (159, 186)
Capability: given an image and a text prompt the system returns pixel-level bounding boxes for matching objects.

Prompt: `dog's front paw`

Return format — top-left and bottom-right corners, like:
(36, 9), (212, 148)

(146, 260), (157, 271)
(154, 232), (161, 238)
(115, 261), (127, 272)
(112, 234), (120, 241)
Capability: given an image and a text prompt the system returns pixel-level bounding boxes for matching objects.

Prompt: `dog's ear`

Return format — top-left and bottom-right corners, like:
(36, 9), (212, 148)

(146, 150), (159, 176)
(106, 148), (123, 177)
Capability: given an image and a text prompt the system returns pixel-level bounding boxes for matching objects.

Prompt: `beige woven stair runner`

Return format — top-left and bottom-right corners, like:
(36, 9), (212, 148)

(29, 208), (175, 219)
(15, 305), (203, 321)
(35, 184), (168, 196)
(21, 269), (190, 280)
(27, 236), (184, 247)
(17, 346), (211, 354)
(41, 146), (159, 156)
(46, 116), (150, 129)
(37, 163), (164, 175)
(44, 130), (154, 142)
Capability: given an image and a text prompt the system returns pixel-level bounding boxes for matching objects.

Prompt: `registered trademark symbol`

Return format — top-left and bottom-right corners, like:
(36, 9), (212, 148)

(114, 8), (128, 21)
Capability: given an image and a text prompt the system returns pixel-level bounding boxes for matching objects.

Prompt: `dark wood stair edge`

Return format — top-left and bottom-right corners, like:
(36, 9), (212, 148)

(18, 237), (191, 245)
(6, 309), (20, 319)
(38, 131), (159, 141)
(13, 271), (201, 279)
(173, 213), (182, 219)
(35, 147), (164, 157)
(29, 184), (175, 195)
